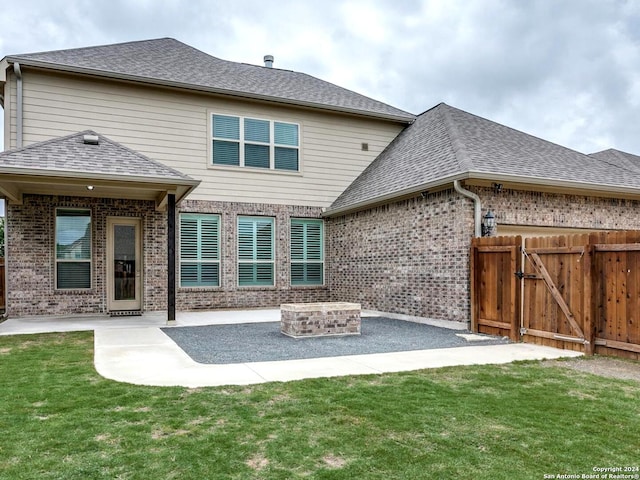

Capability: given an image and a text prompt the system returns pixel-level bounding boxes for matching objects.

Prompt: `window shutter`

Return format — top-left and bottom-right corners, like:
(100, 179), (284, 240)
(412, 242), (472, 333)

(179, 214), (220, 287)
(238, 217), (274, 286)
(290, 219), (323, 285)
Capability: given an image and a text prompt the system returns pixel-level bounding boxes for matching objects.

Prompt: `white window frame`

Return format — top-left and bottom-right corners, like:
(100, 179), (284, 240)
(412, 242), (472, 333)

(237, 216), (276, 287)
(55, 208), (92, 290)
(211, 113), (300, 171)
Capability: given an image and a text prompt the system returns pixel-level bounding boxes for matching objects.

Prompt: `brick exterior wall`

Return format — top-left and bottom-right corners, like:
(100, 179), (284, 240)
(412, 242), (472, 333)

(6, 194), (166, 316)
(472, 186), (640, 230)
(176, 200), (330, 310)
(6, 196), (330, 317)
(328, 189), (474, 323)
(327, 186), (640, 324)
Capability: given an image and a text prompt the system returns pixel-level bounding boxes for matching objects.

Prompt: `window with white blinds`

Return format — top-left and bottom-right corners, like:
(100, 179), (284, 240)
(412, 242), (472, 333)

(237, 216), (275, 286)
(55, 209), (91, 289)
(290, 218), (324, 285)
(211, 114), (299, 171)
(179, 214), (220, 287)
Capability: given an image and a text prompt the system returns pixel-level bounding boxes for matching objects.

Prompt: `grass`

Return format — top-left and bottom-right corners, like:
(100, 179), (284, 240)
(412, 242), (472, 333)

(0, 332), (638, 479)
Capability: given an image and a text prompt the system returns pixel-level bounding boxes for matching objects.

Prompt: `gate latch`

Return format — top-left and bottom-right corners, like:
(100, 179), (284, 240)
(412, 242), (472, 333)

(515, 270), (524, 279)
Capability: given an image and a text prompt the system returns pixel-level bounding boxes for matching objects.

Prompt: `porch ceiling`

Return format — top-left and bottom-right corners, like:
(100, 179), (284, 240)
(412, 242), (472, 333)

(0, 130), (200, 210)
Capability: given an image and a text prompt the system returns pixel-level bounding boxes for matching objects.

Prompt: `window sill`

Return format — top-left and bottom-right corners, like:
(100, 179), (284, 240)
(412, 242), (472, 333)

(54, 289), (95, 295)
(207, 164), (303, 176)
(178, 286), (221, 292)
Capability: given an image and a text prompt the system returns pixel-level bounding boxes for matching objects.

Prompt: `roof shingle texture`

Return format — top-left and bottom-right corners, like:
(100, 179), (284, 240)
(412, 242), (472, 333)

(0, 130), (196, 182)
(330, 103), (640, 212)
(8, 38), (414, 121)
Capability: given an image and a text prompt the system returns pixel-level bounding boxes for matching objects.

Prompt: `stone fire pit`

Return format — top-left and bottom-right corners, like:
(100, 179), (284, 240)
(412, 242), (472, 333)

(280, 302), (361, 338)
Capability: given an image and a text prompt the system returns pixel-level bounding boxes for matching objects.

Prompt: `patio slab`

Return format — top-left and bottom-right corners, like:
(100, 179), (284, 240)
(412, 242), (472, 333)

(94, 326), (583, 388)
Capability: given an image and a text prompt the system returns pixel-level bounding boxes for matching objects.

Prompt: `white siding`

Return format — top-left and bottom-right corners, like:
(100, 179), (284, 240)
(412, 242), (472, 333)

(16, 69), (405, 207)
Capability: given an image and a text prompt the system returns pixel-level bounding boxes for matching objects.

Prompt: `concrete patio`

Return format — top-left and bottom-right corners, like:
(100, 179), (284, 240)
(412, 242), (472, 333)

(0, 309), (583, 387)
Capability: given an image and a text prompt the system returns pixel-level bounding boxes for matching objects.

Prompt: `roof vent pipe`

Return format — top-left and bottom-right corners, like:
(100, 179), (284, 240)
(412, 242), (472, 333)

(13, 63), (23, 148)
(263, 55), (274, 68)
(453, 180), (482, 237)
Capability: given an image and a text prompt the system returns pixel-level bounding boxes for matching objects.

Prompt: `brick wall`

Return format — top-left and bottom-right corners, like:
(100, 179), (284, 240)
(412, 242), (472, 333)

(6, 194), (165, 316)
(6, 196), (330, 317)
(328, 189), (474, 323)
(473, 186), (640, 230)
(328, 186), (640, 324)
(176, 200), (330, 310)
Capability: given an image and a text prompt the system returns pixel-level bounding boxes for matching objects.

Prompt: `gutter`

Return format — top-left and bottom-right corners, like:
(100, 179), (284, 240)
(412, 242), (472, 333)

(453, 180), (482, 238)
(5, 58), (416, 124)
(13, 62), (22, 148)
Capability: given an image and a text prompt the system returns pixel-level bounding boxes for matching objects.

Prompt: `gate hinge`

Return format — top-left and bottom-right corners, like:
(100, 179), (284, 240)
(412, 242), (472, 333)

(515, 270), (524, 280)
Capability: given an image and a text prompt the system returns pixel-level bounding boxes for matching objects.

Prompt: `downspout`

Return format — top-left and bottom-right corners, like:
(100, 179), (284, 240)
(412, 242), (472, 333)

(454, 180), (482, 238)
(13, 62), (23, 148)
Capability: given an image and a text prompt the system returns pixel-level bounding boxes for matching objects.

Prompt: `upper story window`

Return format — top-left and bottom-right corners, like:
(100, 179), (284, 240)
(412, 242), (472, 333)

(212, 114), (299, 171)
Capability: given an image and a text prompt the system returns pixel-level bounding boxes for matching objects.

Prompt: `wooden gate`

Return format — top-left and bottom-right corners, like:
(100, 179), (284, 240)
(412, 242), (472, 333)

(520, 234), (592, 354)
(470, 236), (521, 341)
(471, 231), (640, 359)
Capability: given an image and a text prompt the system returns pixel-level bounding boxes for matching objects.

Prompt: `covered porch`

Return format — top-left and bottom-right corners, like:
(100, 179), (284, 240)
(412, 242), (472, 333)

(0, 130), (200, 320)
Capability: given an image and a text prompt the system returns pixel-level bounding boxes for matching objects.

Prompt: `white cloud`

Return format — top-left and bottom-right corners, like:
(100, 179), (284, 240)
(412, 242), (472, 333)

(0, 0), (639, 154)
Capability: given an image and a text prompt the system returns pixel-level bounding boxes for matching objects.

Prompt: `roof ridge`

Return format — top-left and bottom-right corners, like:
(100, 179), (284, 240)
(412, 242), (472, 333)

(438, 103), (473, 172)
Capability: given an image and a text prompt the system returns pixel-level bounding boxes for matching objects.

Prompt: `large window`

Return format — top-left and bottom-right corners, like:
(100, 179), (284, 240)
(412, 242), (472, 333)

(212, 114), (299, 171)
(237, 216), (275, 286)
(180, 214), (220, 287)
(55, 209), (91, 289)
(290, 219), (324, 286)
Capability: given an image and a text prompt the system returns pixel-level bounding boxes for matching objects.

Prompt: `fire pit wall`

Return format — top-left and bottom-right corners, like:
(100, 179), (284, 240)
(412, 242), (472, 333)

(280, 302), (361, 338)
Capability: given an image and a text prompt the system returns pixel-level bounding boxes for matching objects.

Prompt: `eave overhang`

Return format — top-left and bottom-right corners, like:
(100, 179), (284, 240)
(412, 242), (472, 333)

(0, 167), (200, 211)
(323, 171), (640, 218)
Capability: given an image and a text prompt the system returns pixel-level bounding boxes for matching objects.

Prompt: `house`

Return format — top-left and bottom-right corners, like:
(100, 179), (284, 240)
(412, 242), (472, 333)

(1, 38), (640, 325)
(0, 38), (413, 318)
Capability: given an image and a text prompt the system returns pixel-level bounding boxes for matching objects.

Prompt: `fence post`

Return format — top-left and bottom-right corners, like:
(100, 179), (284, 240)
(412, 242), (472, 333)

(583, 237), (595, 355)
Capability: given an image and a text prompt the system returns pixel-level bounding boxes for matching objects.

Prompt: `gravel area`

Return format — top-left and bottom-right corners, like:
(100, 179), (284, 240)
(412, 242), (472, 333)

(161, 317), (509, 365)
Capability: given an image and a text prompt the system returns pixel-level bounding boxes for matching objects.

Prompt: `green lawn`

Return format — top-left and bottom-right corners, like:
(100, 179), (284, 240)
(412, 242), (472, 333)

(0, 332), (638, 479)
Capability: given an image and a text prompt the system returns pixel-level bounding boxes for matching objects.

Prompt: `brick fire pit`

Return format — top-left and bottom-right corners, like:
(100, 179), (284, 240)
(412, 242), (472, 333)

(280, 302), (361, 338)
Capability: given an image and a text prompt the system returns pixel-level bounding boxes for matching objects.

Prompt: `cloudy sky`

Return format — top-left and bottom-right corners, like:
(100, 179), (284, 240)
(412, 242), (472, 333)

(1, 0), (639, 154)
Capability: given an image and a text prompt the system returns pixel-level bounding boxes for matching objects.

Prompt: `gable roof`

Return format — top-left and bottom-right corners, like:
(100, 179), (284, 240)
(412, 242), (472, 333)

(328, 103), (640, 215)
(0, 130), (200, 205)
(4, 38), (414, 123)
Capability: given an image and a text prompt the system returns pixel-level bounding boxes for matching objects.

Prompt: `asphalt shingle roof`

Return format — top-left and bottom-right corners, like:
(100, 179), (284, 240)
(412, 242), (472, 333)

(329, 103), (640, 213)
(0, 130), (198, 184)
(589, 148), (640, 173)
(6, 38), (414, 122)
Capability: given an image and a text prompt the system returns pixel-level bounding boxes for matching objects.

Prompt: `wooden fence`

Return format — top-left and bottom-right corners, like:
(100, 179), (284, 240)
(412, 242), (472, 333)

(0, 257), (4, 311)
(471, 231), (640, 359)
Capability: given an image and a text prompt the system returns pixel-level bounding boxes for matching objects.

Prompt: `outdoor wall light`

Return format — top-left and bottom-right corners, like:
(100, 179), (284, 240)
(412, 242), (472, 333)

(482, 210), (496, 237)
(86, 185), (94, 191)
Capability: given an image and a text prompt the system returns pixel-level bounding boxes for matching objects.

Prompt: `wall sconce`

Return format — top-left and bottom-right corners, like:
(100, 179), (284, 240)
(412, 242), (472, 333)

(492, 183), (503, 194)
(482, 210), (496, 237)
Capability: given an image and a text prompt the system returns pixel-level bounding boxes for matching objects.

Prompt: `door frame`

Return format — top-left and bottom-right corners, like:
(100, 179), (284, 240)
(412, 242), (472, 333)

(106, 217), (143, 312)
